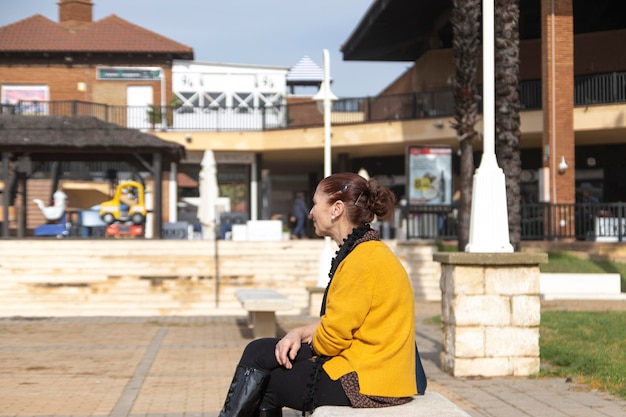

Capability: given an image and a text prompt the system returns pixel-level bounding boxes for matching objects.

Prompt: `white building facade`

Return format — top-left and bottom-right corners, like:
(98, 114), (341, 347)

(172, 60), (289, 130)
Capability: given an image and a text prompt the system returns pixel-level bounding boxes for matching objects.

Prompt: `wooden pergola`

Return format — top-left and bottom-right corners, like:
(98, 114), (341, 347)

(0, 114), (185, 238)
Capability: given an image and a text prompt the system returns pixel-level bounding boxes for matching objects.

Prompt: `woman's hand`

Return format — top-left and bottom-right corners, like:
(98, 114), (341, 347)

(275, 329), (301, 369)
(275, 321), (319, 369)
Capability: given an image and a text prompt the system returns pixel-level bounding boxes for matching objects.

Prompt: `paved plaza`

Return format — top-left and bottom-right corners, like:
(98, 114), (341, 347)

(0, 302), (625, 417)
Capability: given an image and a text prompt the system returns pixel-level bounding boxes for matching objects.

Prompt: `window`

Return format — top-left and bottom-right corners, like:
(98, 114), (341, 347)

(1, 85), (49, 114)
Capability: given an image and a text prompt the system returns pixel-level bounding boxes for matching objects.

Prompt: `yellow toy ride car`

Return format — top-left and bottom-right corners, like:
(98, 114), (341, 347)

(99, 181), (147, 225)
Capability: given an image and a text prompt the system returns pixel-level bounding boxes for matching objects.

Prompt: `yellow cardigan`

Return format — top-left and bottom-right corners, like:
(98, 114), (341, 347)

(312, 240), (417, 397)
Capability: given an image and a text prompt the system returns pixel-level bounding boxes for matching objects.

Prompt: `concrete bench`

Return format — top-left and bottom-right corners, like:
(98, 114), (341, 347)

(307, 286), (325, 316)
(311, 392), (470, 417)
(235, 289), (294, 338)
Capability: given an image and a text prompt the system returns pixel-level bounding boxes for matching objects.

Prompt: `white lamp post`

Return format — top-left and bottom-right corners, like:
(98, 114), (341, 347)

(313, 49), (338, 178)
(464, 0), (513, 253)
(313, 49), (338, 288)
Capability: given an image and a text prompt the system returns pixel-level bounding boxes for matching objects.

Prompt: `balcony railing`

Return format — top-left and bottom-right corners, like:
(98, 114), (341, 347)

(3, 71), (626, 131)
(403, 202), (626, 242)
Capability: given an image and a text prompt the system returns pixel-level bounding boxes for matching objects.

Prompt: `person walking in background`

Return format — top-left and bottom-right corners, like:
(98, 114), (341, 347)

(217, 172), (426, 417)
(290, 191), (309, 239)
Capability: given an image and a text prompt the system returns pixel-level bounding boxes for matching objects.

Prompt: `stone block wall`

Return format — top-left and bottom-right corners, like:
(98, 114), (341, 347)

(434, 252), (547, 377)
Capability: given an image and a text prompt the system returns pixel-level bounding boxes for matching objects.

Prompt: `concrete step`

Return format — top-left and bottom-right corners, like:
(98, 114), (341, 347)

(0, 239), (441, 317)
(0, 298), (305, 317)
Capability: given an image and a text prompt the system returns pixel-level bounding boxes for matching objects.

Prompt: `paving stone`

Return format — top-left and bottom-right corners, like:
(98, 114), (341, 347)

(0, 302), (624, 417)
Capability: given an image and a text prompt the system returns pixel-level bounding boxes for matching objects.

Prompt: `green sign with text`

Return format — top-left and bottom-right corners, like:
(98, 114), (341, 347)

(97, 67), (161, 81)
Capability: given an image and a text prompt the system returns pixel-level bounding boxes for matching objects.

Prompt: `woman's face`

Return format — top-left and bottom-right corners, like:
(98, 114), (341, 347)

(309, 186), (333, 237)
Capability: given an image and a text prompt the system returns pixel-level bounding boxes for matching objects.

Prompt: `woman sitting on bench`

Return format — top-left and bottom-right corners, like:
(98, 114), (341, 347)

(218, 172), (426, 417)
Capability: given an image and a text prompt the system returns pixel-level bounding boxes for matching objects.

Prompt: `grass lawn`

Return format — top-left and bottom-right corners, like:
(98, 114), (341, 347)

(540, 252), (626, 291)
(436, 245), (626, 290)
(540, 310), (626, 399)
(538, 252), (625, 398)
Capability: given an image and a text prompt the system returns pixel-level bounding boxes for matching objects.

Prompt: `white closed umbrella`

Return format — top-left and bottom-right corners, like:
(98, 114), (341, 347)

(198, 150), (219, 240)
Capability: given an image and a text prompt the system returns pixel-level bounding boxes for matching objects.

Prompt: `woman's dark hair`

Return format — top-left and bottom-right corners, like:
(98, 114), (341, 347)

(319, 172), (396, 225)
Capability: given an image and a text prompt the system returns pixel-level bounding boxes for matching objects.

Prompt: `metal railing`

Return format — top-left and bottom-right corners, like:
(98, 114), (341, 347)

(3, 71), (626, 131)
(403, 202), (626, 242)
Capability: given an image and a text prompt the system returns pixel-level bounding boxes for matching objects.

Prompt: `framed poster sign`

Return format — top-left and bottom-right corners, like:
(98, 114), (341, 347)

(1, 85), (49, 114)
(406, 146), (452, 205)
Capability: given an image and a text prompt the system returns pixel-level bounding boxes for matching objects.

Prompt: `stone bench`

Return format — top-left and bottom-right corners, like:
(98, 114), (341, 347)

(235, 289), (294, 338)
(311, 392), (470, 417)
(307, 286), (325, 316)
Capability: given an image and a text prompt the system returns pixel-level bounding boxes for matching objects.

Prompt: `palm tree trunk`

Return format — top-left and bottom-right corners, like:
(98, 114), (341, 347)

(451, 0), (481, 251)
(495, 0), (522, 250)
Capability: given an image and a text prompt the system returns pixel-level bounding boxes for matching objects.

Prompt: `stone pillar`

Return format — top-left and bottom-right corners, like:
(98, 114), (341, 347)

(433, 252), (548, 377)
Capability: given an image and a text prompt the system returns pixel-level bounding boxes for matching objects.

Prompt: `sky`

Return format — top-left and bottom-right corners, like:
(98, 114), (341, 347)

(0, 0), (413, 98)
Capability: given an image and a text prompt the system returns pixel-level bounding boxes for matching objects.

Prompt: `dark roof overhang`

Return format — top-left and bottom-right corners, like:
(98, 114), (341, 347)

(0, 115), (185, 167)
(341, 0), (626, 63)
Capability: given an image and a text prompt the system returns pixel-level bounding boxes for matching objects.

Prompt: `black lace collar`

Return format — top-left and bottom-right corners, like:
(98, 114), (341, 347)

(319, 224), (379, 316)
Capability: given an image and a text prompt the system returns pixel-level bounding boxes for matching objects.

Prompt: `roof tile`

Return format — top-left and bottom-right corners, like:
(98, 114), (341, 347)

(0, 13), (193, 55)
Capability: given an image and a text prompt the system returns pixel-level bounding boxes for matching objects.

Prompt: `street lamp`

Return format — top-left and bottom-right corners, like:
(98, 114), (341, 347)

(464, 0), (513, 253)
(313, 49), (338, 178)
(312, 49), (338, 287)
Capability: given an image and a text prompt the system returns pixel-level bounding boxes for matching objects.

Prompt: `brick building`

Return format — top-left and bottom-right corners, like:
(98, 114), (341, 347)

(0, 0), (192, 113)
(0, 0), (193, 235)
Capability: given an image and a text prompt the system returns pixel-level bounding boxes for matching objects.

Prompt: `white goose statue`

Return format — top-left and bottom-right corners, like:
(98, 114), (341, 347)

(33, 190), (67, 221)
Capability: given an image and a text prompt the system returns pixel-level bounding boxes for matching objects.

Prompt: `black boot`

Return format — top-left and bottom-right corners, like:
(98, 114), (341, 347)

(219, 365), (270, 417)
(258, 408), (282, 417)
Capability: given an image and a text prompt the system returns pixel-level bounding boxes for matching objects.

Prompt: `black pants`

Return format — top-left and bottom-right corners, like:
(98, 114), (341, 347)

(238, 338), (350, 411)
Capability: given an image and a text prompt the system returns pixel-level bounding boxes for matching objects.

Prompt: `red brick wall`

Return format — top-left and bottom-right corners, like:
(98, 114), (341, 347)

(59, 0), (93, 25)
(0, 63), (172, 110)
(541, 0), (575, 205)
(519, 29), (626, 80)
